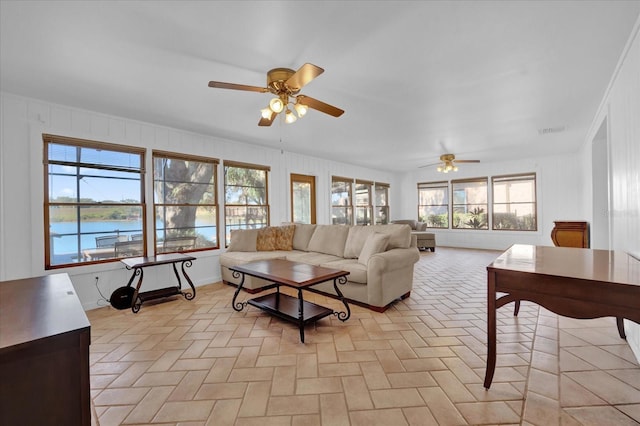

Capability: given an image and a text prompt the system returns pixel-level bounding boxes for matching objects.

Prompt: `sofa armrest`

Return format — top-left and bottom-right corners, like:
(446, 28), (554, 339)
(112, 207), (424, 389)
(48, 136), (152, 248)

(365, 246), (419, 308)
(415, 222), (428, 231)
(368, 247), (419, 274)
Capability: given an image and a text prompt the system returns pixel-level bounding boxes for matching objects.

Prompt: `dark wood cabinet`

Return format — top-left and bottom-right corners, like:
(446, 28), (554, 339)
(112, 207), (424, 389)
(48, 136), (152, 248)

(551, 221), (590, 248)
(0, 273), (91, 425)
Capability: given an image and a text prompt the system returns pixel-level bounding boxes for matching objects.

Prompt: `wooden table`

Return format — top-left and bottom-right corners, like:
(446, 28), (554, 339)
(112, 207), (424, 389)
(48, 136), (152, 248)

(484, 244), (640, 389)
(121, 253), (196, 313)
(230, 259), (351, 342)
(0, 273), (91, 425)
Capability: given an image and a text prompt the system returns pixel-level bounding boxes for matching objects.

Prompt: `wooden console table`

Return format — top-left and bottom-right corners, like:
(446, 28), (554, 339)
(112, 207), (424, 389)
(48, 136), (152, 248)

(230, 259), (351, 343)
(484, 244), (640, 389)
(121, 253), (196, 313)
(0, 273), (91, 425)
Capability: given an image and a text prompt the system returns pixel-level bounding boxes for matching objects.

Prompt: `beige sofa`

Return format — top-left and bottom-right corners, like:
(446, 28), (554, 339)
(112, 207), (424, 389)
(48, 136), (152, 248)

(219, 223), (420, 312)
(391, 219), (436, 252)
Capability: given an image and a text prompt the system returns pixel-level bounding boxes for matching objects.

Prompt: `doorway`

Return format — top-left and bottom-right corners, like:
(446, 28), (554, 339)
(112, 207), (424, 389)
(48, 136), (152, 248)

(591, 118), (610, 250)
(290, 173), (316, 224)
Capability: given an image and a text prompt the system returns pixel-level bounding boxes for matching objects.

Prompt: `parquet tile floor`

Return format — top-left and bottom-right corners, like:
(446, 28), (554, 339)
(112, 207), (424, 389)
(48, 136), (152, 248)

(88, 247), (640, 425)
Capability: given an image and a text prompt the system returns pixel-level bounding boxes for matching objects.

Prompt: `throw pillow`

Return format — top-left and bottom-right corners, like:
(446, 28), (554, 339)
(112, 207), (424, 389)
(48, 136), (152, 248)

(275, 225), (295, 250)
(228, 229), (258, 252)
(256, 226), (277, 251)
(344, 226), (375, 258)
(358, 232), (390, 265)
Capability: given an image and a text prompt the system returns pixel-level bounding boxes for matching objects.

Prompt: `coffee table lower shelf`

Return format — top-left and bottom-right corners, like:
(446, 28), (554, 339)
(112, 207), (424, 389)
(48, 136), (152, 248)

(248, 292), (334, 339)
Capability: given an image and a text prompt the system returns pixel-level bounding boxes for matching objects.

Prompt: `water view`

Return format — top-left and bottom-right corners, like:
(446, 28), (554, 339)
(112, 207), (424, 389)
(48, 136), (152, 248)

(50, 219), (218, 265)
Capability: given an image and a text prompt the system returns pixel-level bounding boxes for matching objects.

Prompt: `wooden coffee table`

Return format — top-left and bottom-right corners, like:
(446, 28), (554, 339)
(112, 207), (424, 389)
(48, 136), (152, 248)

(230, 259), (351, 342)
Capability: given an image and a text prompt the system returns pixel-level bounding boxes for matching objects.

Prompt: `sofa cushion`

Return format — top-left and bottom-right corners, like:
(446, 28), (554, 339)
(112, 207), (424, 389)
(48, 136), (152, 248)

(358, 232), (390, 265)
(228, 229), (258, 252)
(292, 224), (317, 251)
(219, 250), (289, 267)
(285, 251), (343, 266)
(275, 225), (295, 250)
(320, 259), (367, 284)
(257, 226), (277, 251)
(307, 224), (350, 257)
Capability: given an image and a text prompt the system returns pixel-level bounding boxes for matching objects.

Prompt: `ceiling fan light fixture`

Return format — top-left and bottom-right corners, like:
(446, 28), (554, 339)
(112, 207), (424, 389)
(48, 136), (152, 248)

(285, 109), (297, 124)
(269, 97), (284, 113)
(260, 107), (272, 119)
(294, 101), (308, 118)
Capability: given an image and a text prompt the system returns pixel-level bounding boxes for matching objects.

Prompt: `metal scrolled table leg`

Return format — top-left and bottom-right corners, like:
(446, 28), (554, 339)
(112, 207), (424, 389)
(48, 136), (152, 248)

(131, 267), (144, 313)
(180, 259), (196, 300)
(231, 270), (248, 311)
(332, 275), (351, 321)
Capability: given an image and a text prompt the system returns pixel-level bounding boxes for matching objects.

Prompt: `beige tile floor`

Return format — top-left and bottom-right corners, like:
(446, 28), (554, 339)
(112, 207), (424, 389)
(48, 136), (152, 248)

(88, 247), (640, 425)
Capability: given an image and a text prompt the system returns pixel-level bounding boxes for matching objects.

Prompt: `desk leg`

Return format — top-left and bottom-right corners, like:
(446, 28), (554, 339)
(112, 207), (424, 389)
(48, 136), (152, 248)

(513, 300), (521, 316)
(484, 270), (497, 389)
(298, 289), (305, 343)
(617, 317), (627, 339)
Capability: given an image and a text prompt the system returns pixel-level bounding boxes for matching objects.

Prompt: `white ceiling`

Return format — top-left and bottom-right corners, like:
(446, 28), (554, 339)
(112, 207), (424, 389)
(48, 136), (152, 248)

(1, 1), (639, 172)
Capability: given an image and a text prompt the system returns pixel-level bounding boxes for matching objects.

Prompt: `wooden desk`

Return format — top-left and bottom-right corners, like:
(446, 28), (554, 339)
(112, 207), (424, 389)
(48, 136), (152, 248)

(230, 259), (351, 343)
(484, 244), (640, 389)
(0, 273), (91, 425)
(121, 253), (196, 313)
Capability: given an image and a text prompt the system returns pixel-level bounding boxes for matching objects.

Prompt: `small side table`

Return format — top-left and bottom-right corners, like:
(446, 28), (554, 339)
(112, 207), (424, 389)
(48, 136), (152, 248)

(121, 253), (196, 313)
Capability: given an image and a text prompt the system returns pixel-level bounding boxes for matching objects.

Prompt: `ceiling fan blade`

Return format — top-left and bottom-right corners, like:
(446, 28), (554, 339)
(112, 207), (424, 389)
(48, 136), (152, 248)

(258, 111), (276, 127)
(285, 63), (324, 91)
(208, 81), (268, 93)
(454, 160), (480, 163)
(297, 95), (344, 117)
(418, 162), (440, 168)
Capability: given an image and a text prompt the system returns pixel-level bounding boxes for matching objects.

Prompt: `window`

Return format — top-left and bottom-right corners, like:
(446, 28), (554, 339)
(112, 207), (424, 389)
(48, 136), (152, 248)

(224, 161), (269, 244)
(374, 183), (390, 224)
(355, 179), (373, 225)
(290, 173), (316, 224)
(492, 173), (537, 231)
(331, 176), (353, 225)
(452, 178), (488, 229)
(153, 151), (219, 254)
(44, 134), (145, 268)
(418, 181), (449, 228)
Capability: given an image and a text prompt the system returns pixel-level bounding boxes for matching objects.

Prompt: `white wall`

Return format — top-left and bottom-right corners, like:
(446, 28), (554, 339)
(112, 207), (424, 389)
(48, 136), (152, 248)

(396, 153), (586, 251)
(0, 93), (395, 309)
(582, 17), (640, 362)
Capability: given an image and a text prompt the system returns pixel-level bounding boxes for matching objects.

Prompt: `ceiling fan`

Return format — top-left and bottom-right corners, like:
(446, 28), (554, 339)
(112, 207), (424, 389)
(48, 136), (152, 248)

(419, 153), (480, 173)
(208, 63), (344, 126)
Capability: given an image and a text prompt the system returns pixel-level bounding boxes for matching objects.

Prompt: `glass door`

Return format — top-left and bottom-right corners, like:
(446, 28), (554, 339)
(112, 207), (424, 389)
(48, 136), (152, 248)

(290, 173), (316, 224)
